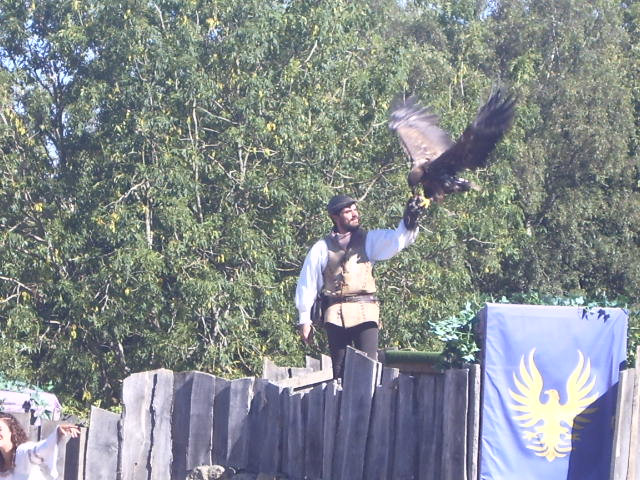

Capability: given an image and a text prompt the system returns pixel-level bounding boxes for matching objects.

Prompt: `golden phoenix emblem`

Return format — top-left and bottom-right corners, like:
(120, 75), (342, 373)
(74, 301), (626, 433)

(508, 349), (599, 461)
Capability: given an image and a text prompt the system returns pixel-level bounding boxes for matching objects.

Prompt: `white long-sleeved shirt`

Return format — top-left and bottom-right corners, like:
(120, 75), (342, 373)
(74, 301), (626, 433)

(4, 427), (66, 479)
(295, 221), (419, 325)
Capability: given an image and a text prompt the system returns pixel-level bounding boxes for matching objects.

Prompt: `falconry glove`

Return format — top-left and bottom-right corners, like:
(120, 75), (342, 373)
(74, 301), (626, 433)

(403, 195), (429, 230)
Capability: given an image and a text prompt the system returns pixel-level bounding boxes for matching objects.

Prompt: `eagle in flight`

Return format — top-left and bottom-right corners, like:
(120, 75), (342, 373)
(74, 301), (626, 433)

(388, 89), (516, 203)
(509, 349), (599, 462)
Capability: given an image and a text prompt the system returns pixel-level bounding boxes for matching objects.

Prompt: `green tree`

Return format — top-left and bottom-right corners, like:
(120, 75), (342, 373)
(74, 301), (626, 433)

(488, 0), (640, 299)
(0, 0), (638, 410)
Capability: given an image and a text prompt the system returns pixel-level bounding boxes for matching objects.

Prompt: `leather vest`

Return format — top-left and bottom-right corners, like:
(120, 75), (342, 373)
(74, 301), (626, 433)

(322, 229), (379, 328)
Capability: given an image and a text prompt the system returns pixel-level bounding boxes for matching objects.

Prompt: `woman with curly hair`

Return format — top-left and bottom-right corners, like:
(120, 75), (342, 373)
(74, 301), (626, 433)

(0, 412), (79, 479)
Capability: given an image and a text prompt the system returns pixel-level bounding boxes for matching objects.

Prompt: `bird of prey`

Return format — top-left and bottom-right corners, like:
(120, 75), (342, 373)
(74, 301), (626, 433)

(509, 349), (599, 462)
(388, 89), (516, 203)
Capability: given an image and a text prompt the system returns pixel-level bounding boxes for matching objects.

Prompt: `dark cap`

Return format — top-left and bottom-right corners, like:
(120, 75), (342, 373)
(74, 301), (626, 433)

(327, 194), (357, 215)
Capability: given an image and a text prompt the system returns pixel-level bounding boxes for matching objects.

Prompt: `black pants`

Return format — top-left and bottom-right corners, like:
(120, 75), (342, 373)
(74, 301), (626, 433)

(325, 321), (379, 380)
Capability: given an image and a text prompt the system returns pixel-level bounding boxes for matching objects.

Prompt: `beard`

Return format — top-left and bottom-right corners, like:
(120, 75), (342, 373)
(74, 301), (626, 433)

(342, 218), (360, 232)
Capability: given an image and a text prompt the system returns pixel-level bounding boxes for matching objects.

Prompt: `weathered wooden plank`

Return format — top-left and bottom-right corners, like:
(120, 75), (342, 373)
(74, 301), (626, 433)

(322, 380), (341, 480)
(321, 354), (332, 371)
(306, 355), (322, 371)
(332, 347), (379, 480)
(121, 368), (174, 480)
(247, 379), (270, 474)
(364, 366), (399, 480)
(257, 382), (284, 474)
(212, 377), (230, 466)
(172, 371), (215, 480)
(610, 368), (635, 480)
(441, 368), (469, 480)
(120, 370), (153, 480)
(417, 373), (443, 480)
(629, 348), (640, 480)
(275, 369), (334, 389)
(467, 364), (481, 480)
(262, 358), (289, 382)
(289, 366), (315, 378)
(226, 377), (254, 469)
(392, 374), (418, 479)
(86, 407), (120, 480)
(304, 383), (326, 479)
(211, 376), (256, 469)
(283, 389), (305, 479)
(65, 426), (86, 480)
(149, 369), (174, 479)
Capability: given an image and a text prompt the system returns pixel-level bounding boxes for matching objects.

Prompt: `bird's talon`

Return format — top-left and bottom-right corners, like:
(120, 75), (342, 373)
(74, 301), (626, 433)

(417, 196), (430, 209)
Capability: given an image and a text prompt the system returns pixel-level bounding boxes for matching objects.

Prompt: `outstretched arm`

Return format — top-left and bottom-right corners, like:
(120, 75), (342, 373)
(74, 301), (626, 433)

(15, 424), (80, 478)
(366, 196), (428, 261)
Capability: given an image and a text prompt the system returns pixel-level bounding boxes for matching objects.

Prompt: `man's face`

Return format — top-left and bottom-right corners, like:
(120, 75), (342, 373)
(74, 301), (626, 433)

(331, 203), (360, 233)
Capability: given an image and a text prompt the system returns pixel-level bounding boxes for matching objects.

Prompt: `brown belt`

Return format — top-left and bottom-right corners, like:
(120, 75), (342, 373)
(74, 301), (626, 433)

(324, 294), (379, 307)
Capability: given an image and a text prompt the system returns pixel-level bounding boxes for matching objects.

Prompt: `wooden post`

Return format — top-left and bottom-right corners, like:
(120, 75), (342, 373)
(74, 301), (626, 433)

(322, 380), (341, 480)
(172, 371), (216, 480)
(627, 347), (640, 480)
(321, 354), (332, 372)
(306, 355), (322, 372)
(289, 366), (315, 378)
(212, 377), (254, 469)
(304, 383), (326, 479)
(120, 370), (151, 480)
(364, 366), (399, 480)
(332, 347), (379, 480)
(212, 377), (230, 466)
(86, 407), (120, 480)
(611, 368), (635, 480)
(226, 377), (254, 469)
(392, 373), (420, 478)
(467, 364), (481, 480)
(257, 382), (284, 474)
(262, 358), (290, 382)
(247, 379), (268, 474)
(64, 426), (87, 480)
(283, 389), (305, 479)
(417, 373), (444, 480)
(441, 368), (469, 480)
(120, 368), (174, 480)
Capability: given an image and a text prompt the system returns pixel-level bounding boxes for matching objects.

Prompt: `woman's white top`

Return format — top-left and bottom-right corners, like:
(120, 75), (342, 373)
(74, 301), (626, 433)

(0, 428), (64, 480)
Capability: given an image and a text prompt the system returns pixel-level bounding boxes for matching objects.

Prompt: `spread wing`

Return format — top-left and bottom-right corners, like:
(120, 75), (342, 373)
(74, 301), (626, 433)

(429, 89), (516, 175)
(509, 348), (547, 427)
(559, 351), (599, 428)
(388, 95), (454, 186)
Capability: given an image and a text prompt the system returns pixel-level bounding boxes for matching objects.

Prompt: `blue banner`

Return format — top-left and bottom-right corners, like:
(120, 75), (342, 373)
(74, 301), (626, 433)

(479, 303), (627, 480)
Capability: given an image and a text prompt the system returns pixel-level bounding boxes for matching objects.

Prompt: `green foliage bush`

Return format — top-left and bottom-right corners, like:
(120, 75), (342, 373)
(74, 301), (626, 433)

(431, 293), (640, 369)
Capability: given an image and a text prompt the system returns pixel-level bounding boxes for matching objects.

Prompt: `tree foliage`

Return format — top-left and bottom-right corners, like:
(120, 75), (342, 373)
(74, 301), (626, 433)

(0, 0), (638, 410)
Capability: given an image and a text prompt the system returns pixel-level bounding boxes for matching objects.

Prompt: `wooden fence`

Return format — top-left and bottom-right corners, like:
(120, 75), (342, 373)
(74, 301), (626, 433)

(19, 345), (640, 479)
(50, 347), (480, 479)
(611, 348), (640, 480)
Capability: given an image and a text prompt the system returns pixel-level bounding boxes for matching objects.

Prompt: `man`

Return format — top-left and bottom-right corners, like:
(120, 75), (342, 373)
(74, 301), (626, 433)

(295, 194), (426, 379)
